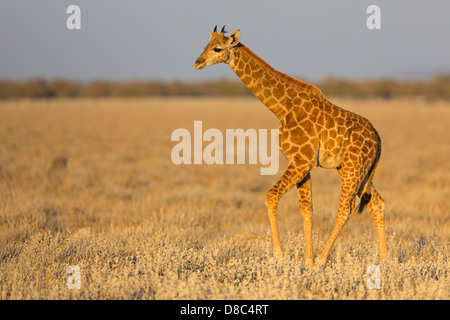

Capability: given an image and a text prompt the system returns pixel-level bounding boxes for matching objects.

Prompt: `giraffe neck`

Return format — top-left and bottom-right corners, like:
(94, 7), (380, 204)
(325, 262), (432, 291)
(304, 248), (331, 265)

(227, 44), (323, 120)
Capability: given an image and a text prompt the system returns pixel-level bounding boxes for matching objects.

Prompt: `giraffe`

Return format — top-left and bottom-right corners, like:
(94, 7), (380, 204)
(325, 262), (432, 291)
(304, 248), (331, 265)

(195, 26), (387, 268)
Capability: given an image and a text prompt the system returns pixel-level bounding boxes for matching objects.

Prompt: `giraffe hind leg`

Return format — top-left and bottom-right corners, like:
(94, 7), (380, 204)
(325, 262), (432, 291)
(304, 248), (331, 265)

(317, 155), (369, 266)
(296, 172), (314, 268)
(317, 175), (359, 266)
(367, 184), (387, 261)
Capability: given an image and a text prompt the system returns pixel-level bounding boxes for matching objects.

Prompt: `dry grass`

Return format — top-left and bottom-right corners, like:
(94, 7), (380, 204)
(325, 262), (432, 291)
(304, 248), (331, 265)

(0, 97), (448, 300)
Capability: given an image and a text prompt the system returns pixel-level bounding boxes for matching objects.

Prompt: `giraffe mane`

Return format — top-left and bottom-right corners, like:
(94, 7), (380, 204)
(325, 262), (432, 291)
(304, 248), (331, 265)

(239, 45), (323, 98)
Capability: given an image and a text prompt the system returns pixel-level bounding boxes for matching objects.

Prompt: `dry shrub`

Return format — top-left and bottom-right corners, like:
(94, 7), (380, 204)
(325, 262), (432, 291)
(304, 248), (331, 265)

(0, 98), (448, 299)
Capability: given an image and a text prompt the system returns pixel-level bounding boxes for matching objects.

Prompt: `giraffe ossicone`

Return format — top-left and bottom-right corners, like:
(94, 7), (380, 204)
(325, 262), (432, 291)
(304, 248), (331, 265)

(195, 26), (387, 268)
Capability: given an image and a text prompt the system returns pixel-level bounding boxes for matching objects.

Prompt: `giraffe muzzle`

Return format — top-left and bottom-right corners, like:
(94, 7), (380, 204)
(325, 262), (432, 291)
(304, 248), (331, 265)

(194, 59), (206, 70)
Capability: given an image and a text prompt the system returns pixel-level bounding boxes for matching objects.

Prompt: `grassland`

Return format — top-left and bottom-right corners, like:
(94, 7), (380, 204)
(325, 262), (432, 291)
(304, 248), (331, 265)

(0, 97), (448, 299)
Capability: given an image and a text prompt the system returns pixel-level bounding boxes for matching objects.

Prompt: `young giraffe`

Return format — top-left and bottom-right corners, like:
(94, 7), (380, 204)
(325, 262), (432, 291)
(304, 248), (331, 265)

(195, 26), (387, 267)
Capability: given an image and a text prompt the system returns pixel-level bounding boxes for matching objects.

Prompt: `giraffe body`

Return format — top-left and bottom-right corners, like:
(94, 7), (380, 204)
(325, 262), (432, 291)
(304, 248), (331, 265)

(195, 27), (387, 267)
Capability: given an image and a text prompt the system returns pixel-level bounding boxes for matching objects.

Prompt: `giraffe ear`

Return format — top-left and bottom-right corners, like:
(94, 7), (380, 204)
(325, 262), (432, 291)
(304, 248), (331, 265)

(229, 30), (240, 46)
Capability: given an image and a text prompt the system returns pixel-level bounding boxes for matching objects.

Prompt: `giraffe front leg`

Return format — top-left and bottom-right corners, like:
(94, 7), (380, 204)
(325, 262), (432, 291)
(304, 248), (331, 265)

(265, 160), (312, 260)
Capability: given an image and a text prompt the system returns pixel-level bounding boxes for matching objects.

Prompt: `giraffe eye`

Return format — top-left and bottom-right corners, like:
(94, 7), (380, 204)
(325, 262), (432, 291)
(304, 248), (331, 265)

(213, 47), (223, 53)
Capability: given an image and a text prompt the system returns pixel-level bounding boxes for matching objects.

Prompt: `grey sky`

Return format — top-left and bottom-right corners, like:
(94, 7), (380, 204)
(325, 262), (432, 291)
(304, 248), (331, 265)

(0, 0), (449, 82)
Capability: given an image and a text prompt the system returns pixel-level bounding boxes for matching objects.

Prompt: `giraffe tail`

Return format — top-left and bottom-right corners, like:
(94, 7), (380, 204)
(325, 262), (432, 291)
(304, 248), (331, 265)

(357, 192), (372, 213)
(356, 123), (382, 214)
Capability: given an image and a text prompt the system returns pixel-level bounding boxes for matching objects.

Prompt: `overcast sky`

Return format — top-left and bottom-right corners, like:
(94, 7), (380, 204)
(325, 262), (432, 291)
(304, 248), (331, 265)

(0, 0), (449, 82)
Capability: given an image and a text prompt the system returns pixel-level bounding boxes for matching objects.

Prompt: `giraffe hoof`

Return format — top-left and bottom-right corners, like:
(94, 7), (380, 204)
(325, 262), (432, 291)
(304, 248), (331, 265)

(273, 248), (284, 260)
(304, 259), (314, 269)
(314, 258), (326, 268)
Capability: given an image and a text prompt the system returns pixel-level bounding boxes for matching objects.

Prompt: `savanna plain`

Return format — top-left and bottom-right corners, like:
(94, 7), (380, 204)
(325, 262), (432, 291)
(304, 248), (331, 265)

(0, 97), (448, 299)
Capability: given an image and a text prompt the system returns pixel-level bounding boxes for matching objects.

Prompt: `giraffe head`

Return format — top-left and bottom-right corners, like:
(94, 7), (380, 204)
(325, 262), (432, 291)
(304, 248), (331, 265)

(194, 26), (241, 70)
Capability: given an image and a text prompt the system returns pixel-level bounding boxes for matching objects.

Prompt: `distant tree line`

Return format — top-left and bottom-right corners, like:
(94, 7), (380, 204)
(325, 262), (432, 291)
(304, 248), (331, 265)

(319, 74), (450, 101)
(0, 74), (449, 100)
